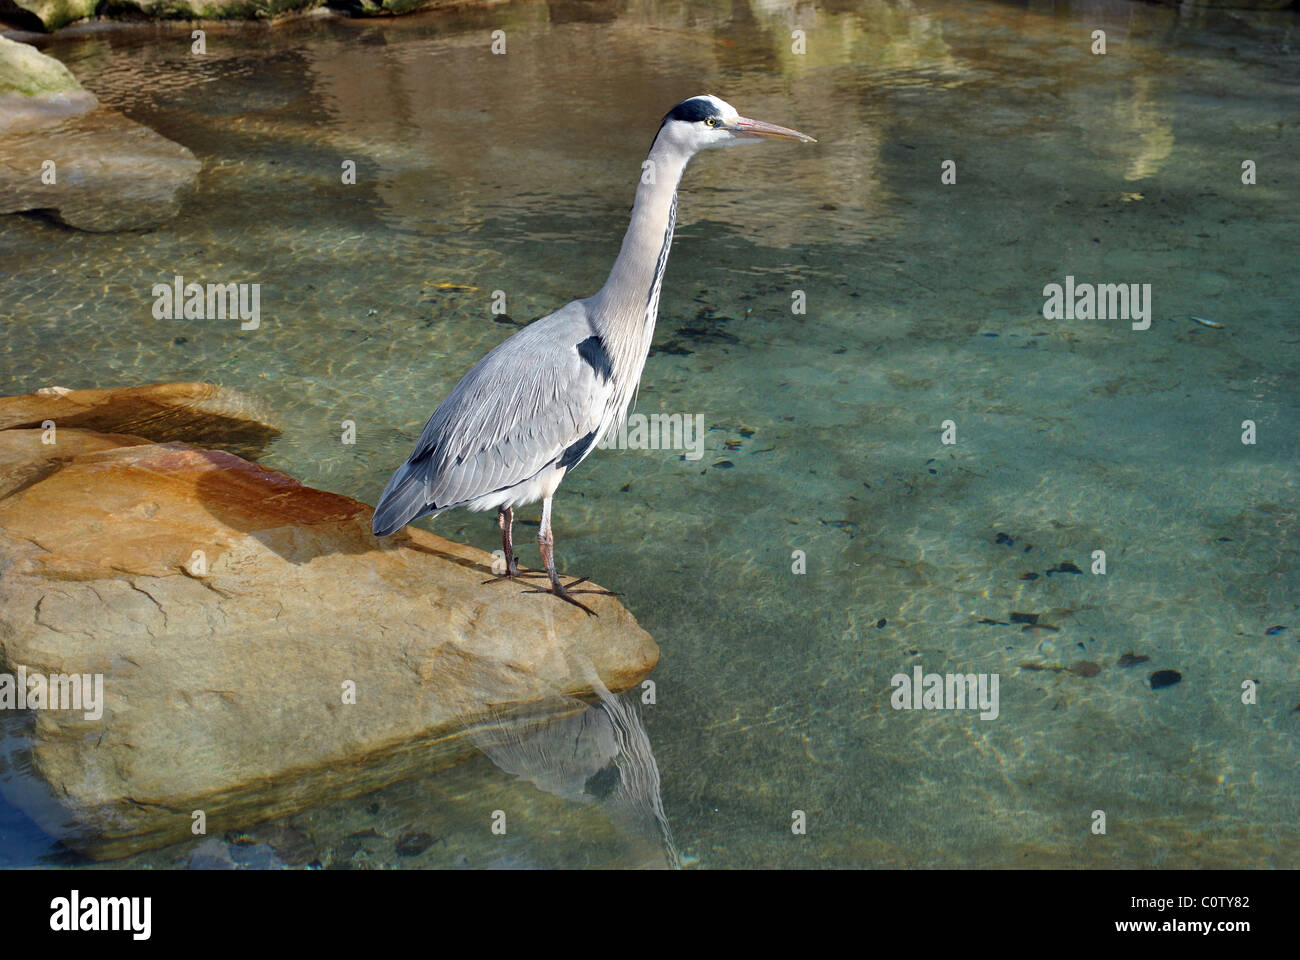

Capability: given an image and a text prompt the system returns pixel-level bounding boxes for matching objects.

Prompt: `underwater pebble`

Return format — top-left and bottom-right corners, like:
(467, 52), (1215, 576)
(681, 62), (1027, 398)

(821, 519), (858, 531)
(1020, 572), (1039, 580)
(395, 831), (436, 857)
(876, 618), (887, 628)
(1071, 661), (1101, 678)
(1046, 561), (1082, 576)
(1010, 612), (1039, 625)
(713, 460), (734, 469)
(1149, 669), (1182, 690)
(1265, 625), (1286, 636)
(995, 532), (1015, 546)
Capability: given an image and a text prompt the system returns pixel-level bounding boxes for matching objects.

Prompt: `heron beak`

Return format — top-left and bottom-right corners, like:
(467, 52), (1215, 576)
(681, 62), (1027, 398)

(732, 116), (817, 143)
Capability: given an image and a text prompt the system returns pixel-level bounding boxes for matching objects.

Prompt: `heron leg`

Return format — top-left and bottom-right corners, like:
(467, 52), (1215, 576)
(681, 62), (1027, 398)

(529, 496), (599, 615)
(499, 506), (519, 577)
(481, 506), (545, 584)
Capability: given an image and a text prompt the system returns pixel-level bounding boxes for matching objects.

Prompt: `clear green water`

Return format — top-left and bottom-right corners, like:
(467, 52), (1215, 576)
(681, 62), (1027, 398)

(1, 0), (1297, 868)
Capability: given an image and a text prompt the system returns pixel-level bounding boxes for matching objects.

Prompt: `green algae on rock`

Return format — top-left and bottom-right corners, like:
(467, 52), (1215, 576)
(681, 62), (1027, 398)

(0, 35), (97, 131)
(0, 34), (88, 97)
(0, 0), (99, 31)
(99, 0), (325, 21)
(334, 0), (507, 17)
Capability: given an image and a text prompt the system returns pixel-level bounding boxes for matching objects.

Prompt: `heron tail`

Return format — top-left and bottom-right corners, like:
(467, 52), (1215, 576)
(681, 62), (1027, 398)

(371, 456), (436, 537)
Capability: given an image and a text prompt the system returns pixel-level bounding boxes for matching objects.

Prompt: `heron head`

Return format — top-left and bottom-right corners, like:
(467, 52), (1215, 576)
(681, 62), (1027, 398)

(656, 94), (816, 153)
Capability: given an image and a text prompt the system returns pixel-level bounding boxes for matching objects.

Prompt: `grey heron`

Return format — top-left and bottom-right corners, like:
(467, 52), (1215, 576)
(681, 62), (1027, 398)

(372, 94), (815, 614)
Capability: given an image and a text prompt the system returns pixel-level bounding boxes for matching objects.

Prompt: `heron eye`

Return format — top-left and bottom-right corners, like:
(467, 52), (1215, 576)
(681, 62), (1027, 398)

(705, 117), (717, 127)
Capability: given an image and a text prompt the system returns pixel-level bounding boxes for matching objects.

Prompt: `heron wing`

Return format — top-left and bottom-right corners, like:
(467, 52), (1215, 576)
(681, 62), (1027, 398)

(372, 301), (615, 535)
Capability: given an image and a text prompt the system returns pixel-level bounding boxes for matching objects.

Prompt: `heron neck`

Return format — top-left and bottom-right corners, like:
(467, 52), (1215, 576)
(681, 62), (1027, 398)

(588, 137), (692, 366)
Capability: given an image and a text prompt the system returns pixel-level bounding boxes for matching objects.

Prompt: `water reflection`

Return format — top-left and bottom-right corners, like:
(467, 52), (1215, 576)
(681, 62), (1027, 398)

(464, 662), (679, 870)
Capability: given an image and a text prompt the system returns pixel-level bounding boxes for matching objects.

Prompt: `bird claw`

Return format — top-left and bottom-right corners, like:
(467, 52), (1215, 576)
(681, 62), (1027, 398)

(559, 576), (619, 597)
(525, 583), (598, 616)
(521, 574), (619, 616)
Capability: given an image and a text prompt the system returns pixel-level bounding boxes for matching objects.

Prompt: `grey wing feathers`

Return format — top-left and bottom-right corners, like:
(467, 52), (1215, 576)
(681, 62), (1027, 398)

(372, 302), (613, 537)
(370, 459), (436, 537)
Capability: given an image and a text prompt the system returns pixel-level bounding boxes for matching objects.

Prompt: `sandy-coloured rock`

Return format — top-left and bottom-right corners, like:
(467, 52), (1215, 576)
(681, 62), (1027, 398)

(0, 427), (656, 859)
(0, 382), (279, 459)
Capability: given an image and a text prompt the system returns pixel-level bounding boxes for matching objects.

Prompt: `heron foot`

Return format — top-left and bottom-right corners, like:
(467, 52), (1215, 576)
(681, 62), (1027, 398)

(523, 576), (615, 616)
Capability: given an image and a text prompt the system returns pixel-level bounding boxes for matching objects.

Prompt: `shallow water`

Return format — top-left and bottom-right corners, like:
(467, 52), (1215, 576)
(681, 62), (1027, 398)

(1, 0), (1297, 868)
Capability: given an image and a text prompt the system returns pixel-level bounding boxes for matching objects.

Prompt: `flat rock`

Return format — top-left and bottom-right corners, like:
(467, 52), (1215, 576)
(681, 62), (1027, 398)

(0, 382), (279, 459)
(0, 430), (656, 859)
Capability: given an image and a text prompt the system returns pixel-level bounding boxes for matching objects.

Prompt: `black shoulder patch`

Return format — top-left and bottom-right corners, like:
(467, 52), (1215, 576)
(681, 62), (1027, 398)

(558, 430), (598, 470)
(576, 335), (614, 382)
(663, 97), (715, 125)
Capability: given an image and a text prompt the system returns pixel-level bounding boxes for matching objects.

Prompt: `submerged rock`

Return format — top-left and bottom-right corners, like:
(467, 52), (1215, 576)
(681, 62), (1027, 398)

(0, 107), (201, 231)
(0, 420), (655, 860)
(0, 38), (200, 230)
(186, 837), (237, 870)
(0, 382), (279, 459)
